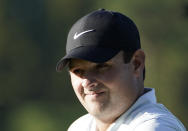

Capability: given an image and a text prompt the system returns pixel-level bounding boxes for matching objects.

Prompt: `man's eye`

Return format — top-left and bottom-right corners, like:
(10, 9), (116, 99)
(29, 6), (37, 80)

(72, 69), (84, 75)
(96, 63), (110, 70)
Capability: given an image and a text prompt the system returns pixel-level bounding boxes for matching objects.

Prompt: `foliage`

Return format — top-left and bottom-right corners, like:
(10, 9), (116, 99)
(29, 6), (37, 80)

(0, 0), (187, 130)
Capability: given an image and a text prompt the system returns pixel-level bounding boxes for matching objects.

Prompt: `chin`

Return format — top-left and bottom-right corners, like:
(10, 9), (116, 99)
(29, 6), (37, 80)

(86, 103), (108, 115)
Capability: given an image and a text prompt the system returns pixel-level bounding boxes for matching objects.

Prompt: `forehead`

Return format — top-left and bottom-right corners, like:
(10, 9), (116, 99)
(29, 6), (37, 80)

(68, 51), (124, 69)
(69, 59), (97, 69)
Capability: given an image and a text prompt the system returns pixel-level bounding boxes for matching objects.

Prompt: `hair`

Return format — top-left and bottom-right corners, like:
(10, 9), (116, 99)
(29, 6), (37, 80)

(122, 51), (145, 80)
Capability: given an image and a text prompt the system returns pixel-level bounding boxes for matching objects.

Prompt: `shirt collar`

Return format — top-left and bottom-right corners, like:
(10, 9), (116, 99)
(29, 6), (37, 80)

(107, 88), (156, 131)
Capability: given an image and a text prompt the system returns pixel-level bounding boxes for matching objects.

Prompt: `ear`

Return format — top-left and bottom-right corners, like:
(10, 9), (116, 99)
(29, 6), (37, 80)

(131, 49), (145, 78)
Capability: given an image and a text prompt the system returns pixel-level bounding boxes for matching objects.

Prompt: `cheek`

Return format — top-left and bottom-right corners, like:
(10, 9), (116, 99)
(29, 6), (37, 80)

(101, 67), (134, 90)
(70, 74), (83, 95)
(99, 68), (128, 84)
(98, 69), (118, 83)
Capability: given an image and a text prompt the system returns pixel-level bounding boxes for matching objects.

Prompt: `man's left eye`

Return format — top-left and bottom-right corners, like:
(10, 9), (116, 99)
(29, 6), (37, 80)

(95, 63), (110, 71)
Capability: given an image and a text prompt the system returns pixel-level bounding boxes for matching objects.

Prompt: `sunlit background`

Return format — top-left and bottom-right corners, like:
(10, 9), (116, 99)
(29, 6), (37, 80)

(0, 0), (188, 130)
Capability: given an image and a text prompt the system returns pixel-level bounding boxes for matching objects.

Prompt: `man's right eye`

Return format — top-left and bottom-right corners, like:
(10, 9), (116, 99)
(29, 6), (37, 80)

(72, 69), (84, 76)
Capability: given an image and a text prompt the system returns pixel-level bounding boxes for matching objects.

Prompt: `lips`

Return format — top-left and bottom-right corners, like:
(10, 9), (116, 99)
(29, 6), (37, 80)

(85, 91), (104, 95)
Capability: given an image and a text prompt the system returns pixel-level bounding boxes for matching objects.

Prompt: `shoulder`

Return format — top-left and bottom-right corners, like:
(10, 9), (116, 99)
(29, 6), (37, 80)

(117, 88), (186, 131)
(133, 117), (186, 131)
(129, 103), (186, 131)
(67, 114), (94, 131)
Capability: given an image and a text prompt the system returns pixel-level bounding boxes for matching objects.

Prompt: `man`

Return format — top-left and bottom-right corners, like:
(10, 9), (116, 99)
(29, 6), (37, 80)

(56, 9), (186, 131)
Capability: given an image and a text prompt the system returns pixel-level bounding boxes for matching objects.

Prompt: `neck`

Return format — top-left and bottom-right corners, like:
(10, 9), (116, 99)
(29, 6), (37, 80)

(94, 112), (123, 131)
(95, 118), (114, 131)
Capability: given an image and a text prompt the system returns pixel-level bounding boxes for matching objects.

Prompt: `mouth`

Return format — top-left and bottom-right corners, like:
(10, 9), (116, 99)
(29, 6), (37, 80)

(85, 91), (105, 96)
(84, 91), (106, 101)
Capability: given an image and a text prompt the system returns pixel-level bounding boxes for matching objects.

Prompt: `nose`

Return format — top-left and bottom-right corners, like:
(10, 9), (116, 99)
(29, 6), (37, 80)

(82, 78), (98, 89)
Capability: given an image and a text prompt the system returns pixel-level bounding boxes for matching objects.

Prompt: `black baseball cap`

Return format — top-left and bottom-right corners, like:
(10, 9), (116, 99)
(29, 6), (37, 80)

(56, 9), (141, 72)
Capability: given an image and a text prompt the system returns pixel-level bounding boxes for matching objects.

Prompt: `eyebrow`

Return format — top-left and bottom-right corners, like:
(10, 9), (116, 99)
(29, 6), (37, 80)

(95, 62), (113, 69)
(68, 60), (87, 70)
(68, 60), (113, 71)
(95, 63), (108, 67)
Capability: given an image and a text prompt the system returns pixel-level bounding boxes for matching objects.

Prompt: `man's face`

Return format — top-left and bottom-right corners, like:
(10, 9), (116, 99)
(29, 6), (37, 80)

(69, 51), (142, 121)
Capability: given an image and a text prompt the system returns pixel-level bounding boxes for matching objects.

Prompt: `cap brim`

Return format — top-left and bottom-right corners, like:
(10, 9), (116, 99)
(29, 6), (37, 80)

(56, 46), (120, 72)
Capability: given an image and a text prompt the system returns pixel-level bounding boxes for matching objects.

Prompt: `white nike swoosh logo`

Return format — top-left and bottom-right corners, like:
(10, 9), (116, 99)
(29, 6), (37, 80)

(73, 29), (95, 39)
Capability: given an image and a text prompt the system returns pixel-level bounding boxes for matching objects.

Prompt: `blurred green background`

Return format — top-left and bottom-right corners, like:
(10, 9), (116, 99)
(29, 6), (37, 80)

(0, 0), (188, 130)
